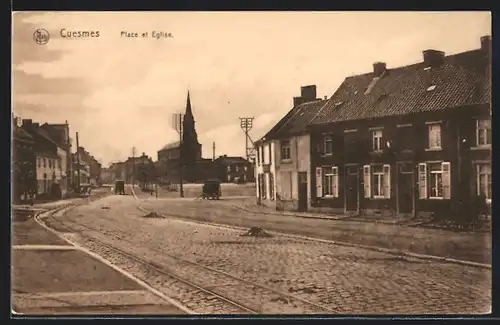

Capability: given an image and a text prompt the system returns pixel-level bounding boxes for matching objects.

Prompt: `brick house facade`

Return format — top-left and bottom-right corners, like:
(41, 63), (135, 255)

(308, 36), (491, 219)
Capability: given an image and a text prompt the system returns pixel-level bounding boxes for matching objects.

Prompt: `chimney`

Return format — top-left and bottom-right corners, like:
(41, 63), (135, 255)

(480, 35), (491, 54)
(293, 96), (305, 107)
(373, 62), (387, 77)
(300, 85), (317, 100)
(423, 49), (445, 68)
(22, 119), (32, 126)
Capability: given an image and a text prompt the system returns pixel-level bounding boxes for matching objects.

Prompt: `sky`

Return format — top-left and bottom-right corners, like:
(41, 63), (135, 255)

(12, 11), (491, 167)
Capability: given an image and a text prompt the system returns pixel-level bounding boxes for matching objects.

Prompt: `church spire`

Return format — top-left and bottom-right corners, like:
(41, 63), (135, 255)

(185, 90), (193, 118)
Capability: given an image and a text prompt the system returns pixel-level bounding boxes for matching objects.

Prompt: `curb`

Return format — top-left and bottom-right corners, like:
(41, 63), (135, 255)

(138, 205), (491, 270)
(33, 206), (195, 315)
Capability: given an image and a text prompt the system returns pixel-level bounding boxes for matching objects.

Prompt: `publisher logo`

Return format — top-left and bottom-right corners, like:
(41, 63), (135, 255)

(33, 29), (50, 45)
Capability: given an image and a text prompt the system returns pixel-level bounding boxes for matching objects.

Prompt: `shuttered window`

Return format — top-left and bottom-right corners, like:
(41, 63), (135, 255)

(363, 165), (371, 198)
(383, 164), (391, 199)
(315, 167), (322, 198)
(419, 162), (451, 199)
(332, 167), (339, 198)
(418, 163), (427, 199)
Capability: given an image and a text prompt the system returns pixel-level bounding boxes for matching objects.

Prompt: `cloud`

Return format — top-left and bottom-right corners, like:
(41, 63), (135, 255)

(11, 11), (491, 166)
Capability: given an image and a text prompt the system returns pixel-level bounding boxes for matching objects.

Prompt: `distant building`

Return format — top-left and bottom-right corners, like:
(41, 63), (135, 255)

(40, 122), (72, 190)
(100, 167), (114, 185)
(72, 153), (91, 185)
(157, 91), (215, 183)
(214, 155), (255, 183)
(12, 117), (36, 203)
(20, 119), (67, 198)
(77, 147), (102, 185)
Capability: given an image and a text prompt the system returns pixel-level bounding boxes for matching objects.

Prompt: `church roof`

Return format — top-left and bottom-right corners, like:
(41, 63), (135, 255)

(159, 141), (181, 151)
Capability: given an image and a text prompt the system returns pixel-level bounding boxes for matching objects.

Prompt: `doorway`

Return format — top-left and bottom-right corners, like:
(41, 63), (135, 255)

(397, 162), (414, 215)
(345, 165), (359, 213)
(298, 172), (308, 212)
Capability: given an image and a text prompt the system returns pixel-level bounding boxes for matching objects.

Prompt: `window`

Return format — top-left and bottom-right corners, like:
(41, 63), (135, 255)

(476, 119), (491, 146)
(323, 135), (333, 155)
(227, 174), (231, 182)
(418, 162), (451, 199)
(281, 140), (291, 160)
(227, 165), (231, 172)
(37, 158), (41, 168)
(269, 173), (275, 200)
(315, 166), (339, 198)
(363, 164), (391, 199)
(43, 158), (46, 167)
(476, 163), (491, 201)
(236, 166), (240, 172)
(372, 130), (383, 151)
(428, 124), (442, 149)
(244, 165), (248, 172)
(48, 159), (52, 168)
(58, 159), (62, 169)
(261, 174), (267, 199)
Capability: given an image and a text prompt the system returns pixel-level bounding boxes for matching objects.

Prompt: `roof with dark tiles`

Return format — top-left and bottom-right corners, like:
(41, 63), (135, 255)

(259, 99), (328, 142)
(311, 47), (491, 126)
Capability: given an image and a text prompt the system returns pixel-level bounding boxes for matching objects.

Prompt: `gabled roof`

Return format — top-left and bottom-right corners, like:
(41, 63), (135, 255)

(13, 127), (34, 143)
(271, 99), (328, 138)
(255, 99), (328, 144)
(311, 48), (490, 125)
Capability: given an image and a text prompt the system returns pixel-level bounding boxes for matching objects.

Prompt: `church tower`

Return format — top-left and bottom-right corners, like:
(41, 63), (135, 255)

(181, 91), (202, 181)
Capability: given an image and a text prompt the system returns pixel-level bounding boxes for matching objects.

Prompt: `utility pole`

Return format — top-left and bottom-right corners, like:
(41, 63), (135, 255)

(172, 113), (184, 198)
(212, 142), (216, 161)
(131, 146), (136, 187)
(75, 132), (81, 193)
(239, 117), (255, 162)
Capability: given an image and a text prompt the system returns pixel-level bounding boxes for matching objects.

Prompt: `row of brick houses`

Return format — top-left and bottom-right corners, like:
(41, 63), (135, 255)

(255, 35), (491, 219)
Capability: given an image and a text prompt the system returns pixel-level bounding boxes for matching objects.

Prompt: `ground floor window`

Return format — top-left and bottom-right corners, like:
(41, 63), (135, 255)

(418, 161), (450, 199)
(315, 166), (339, 198)
(261, 174), (267, 199)
(269, 173), (275, 200)
(476, 162), (491, 201)
(363, 164), (390, 199)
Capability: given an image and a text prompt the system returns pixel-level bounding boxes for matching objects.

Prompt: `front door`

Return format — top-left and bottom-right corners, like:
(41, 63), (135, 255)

(345, 165), (359, 212)
(397, 163), (414, 215)
(298, 172), (308, 212)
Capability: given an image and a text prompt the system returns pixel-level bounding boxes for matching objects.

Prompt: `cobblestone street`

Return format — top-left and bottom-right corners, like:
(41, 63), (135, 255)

(48, 194), (491, 314)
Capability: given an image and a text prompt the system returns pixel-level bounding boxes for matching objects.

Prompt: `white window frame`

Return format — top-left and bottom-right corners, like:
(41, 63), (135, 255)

(428, 124), (442, 150)
(476, 119), (491, 147)
(421, 161), (451, 200)
(476, 163), (491, 202)
(323, 135), (333, 155)
(317, 166), (339, 198)
(372, 130), (383, 152)
(363, 165), (371, 198)
(323, 167), (334, 197)
(281, 140), (291, 161)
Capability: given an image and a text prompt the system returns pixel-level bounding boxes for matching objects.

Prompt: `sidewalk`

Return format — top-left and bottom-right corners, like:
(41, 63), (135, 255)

(11, 209), (187, 315)
(236, 202), (418, 225)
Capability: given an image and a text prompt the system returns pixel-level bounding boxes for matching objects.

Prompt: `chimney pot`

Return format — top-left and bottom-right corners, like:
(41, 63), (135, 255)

(423, 49), (445, 68)
(324, 95), (327, 100)
(373, 62), (387, 77)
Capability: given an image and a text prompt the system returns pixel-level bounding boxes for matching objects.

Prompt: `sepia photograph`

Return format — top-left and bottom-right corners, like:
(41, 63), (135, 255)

(11, 11), (491, 316)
